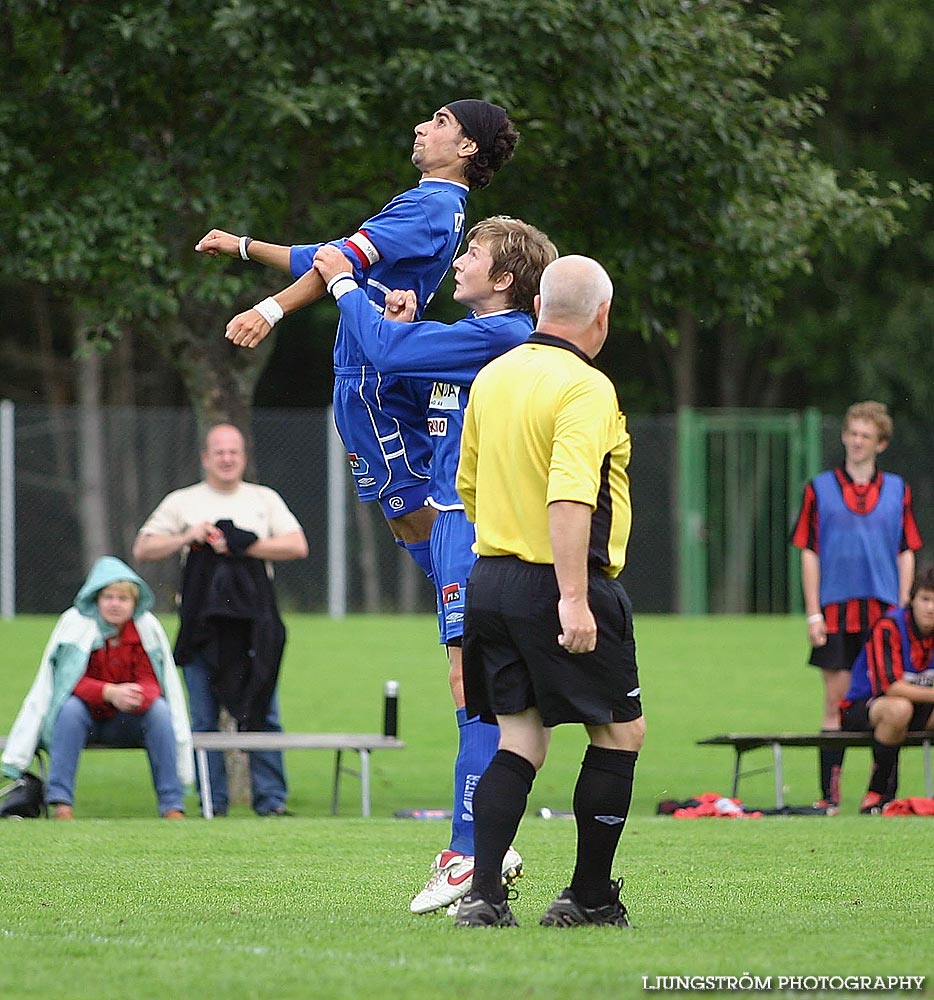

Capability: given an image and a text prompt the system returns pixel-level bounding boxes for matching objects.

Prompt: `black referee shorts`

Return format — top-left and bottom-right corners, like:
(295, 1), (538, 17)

(462, 556), (642, 728)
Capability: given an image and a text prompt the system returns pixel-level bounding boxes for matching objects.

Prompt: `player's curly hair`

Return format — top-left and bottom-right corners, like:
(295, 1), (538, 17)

(466, 216), (558, 315)
(843, 400), (893, 443)
(462, 117), (520, 191)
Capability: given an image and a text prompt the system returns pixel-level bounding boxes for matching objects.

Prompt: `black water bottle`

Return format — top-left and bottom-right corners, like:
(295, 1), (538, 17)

(383, 680), (399, 737)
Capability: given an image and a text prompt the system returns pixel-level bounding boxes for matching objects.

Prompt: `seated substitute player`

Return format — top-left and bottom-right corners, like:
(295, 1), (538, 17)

(313, 217), (558, 914)
(195, 100), (518, 580)
(453, 255), (644, 929)
(840, 565), (934, 814)
(791, 400), (922, 813)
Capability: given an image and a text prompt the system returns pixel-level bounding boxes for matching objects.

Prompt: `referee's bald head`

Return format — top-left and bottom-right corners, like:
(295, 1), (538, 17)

(538, 255), (613, 327)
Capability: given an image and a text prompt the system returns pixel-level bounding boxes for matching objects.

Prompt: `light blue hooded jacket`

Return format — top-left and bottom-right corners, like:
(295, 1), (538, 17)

(2, 556), (193, 785)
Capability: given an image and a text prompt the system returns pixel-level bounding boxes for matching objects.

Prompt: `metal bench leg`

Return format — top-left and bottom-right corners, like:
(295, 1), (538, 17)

(197, 748), (214, 819)
(359, 749), (371, 818)
(731, 750), (742, 797)
(332, 749), (342, 815)
(772, 742), (785, 810)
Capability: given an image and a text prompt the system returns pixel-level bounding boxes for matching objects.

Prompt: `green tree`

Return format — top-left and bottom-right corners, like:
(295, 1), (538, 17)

(757, 0), (934, 420)
(0, 0), (920, 425)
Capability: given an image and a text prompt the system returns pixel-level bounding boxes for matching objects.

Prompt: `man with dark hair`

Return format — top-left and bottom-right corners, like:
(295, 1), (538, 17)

(841, 565), (934, 813)
(791, 400), (922, 812)
(195, 101), (519, 577)
(313, 215), (557, 914)
(454, 254), (644, 929)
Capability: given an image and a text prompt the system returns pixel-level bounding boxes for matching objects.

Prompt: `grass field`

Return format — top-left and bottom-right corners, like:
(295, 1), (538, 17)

(1, 614), (931, 999)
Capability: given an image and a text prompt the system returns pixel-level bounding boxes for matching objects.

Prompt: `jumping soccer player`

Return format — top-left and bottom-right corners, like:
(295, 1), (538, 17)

(313, 216), (557, 914)
(195, 101), (518, 578)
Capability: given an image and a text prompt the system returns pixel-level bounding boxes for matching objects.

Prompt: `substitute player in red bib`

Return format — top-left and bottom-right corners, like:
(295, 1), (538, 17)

(841, 565), (934, 813)
(791, 401), (922, 812)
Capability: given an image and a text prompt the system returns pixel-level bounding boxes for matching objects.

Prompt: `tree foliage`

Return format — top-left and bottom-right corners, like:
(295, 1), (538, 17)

(760, 0), (934, 421)
(0, 0), (923, 422)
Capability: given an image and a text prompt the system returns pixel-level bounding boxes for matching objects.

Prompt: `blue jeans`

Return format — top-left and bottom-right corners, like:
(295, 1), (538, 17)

(183, 656), (288, 815)
(47, 695), (184, 815)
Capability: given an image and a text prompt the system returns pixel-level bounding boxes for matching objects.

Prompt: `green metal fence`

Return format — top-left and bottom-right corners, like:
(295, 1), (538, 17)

(677, 407), (822, 614)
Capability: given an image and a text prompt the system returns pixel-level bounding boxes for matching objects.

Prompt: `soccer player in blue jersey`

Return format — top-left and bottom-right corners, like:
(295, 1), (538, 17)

(195, 101), (518, 575)
(791, 401), (922, 812)
(313, 217), (558, 914)
(841, 565), (934, 813)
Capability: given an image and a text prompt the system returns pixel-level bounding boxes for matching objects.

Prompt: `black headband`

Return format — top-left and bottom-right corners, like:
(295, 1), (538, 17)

(446, 99), (508, 156)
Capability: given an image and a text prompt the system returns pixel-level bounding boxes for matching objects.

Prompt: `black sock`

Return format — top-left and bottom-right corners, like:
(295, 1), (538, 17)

(868, 738), (900, 797)
(569, 745), (638, 909)
(471, 749), (536, 903)
(819, 731), (844, 803)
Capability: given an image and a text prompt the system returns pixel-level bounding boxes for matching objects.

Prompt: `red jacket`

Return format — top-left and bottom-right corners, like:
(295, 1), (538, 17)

(73, 620), (162, 719)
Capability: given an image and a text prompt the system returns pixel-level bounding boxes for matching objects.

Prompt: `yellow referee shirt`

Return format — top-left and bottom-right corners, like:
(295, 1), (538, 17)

(457, 333), (632, 578)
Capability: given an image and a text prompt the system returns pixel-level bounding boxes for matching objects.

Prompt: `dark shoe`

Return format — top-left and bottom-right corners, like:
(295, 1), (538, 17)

(812, 799), (840, 816)
(540, 879), (631, 927)
(261, 806), (294, 817)
(454, 893), (519, 928)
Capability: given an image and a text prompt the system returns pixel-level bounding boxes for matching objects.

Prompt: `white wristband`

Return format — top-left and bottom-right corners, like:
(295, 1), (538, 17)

(238, 235), (253, 260)
(807, 613), (824, 624)
(326, 273), (357, 300)
(252, 296), (284, 329)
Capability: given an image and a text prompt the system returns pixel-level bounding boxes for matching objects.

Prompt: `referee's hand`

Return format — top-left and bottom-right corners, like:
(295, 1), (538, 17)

(557, 597), (597, 654)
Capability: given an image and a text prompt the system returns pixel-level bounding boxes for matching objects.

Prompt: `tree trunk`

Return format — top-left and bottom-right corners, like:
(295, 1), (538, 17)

(74, 325), (111, 568)
(148, 313), (274, 468)
(31, 285), (74, 498)
(355, 501), (382, 613)
(717, 321), (743, 407)
(113, 328), (142, 560)
(667, 309), (698, 409)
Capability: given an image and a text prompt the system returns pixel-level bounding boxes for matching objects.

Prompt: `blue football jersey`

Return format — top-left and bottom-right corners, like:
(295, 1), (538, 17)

(290, 179), (468, 369)
(332, 287), (533, 507)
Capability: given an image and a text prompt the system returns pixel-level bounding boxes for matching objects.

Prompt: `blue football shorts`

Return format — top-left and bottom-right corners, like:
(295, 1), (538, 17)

(429, 509), (477, 645)
(333, 368), (432, 513)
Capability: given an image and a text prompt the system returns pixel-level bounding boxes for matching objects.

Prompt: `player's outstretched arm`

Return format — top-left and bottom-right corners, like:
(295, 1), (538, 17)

(195, 228), (292, 272)
(313, 244), (417, 322)
(225, 267), (327, 349)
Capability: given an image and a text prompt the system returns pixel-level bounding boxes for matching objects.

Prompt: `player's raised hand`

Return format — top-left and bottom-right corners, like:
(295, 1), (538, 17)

(195, 228), (239, 257)
(385, 289), (418, 322)
(312, 244), (353, 283)
(225, 308), (272, 349)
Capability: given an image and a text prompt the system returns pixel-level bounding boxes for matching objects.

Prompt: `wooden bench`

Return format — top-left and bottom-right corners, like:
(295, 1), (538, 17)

(698, 731), (933, 809)
(0, 733), (405, 818)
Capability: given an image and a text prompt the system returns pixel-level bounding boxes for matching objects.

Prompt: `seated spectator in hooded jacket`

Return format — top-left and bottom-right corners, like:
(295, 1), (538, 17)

(1, 556), (193, 819)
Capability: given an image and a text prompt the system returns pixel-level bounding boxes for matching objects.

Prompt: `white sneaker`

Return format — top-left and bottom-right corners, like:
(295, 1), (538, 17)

(410, 846), (524, 915)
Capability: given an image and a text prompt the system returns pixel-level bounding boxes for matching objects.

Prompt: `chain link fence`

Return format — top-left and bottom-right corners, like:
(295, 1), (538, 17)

(4, 404), (431, 615)
(5, 403), (926, 618)
(0, 404), (677, 617)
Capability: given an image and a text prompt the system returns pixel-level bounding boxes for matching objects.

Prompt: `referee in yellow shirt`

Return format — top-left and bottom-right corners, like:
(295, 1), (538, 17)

(454, 254), (645, 928)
